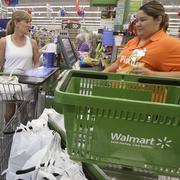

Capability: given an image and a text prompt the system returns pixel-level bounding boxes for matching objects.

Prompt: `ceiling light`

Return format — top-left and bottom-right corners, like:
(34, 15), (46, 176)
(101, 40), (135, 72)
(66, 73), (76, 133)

(169, 18), (180, 21)
(7, 5), (90, 9)
(7, 11), (101, 14)
(164, 5), (180, 9)
(168, 25), (180, 28)
(166, 12), (179, 15)
(169, 22), (180, 25)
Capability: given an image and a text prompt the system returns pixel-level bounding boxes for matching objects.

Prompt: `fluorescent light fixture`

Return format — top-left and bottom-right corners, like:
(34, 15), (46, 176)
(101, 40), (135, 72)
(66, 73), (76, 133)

(7, 11), (101, 14)
(64, 11), (101, 14)
(32, 19), (100, 23)
(166, 12), (179, 15)
(169, 22), (180, 25)
(164, 5), (180, 9)
(32, 20), (58, 22)
(32, 22), (61, 25)
(29, 16), (101, 20)
(168, 25), (180, 28)
(81, 25), (101, 27)
(32, 22), (100, 26)
(169, 18), (180, 21)
(7, 14), (101, 19)
(7, 5), (90, 9)
(80, 20), (100, 23)
(0, 7), (7, 12)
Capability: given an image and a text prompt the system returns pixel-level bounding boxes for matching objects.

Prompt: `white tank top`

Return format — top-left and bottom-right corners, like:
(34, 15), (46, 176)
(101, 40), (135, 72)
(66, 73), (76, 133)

(4, 35), (33, 73)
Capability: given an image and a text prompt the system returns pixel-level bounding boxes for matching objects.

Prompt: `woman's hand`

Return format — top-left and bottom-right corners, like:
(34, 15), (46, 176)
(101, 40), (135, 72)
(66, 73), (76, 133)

(103, 62), (119, 72)
(132, 66), (180, 78)
(39, 44), (47, 55)
(131, 66), (154, 75)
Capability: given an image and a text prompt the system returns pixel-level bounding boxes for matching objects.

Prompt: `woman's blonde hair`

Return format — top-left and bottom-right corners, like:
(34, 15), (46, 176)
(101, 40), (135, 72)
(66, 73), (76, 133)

(6, 10), (32, 35)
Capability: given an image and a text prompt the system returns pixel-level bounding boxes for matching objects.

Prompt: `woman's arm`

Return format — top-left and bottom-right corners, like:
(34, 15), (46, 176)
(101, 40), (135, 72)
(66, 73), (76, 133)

(31, 39), (40, 68)
(0, 38), (6, 71)
(39, 44), (47, 55)
(103, 62), (119, 72)
(132, 66), (180, 78)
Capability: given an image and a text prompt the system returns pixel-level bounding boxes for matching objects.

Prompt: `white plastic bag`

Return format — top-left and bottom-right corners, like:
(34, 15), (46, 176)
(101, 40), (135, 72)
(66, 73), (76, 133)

(35, 109), (87, 180)
(15, 132), (63, 180)
(15, 142), (56, 180)
(35, 127), (87, 180)
(7, 108), (87, 180)
(36, 133), (63, 180)
(0, 75), (31, 101)
(39, 108), (65, 132)
(6, 119), (54, 180)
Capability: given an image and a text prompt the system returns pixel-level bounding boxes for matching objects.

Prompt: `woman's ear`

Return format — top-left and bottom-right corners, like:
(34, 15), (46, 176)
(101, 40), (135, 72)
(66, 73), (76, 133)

(156, 15), (163, 25)
(14, 20), (18, 26)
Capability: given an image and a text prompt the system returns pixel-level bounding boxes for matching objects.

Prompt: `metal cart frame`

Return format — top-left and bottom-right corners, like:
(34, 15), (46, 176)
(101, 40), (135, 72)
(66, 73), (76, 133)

(0, 81), (36, 180)
(0, 67), (60, 179)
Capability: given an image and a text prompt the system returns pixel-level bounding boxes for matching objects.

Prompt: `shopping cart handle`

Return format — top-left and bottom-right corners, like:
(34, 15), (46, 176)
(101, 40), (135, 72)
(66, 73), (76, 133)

(57, 70), (68, 81)
(138, 78), (180, 86)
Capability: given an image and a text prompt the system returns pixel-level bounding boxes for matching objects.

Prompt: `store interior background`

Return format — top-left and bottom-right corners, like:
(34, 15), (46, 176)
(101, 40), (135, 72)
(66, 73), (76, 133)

(5, 0), (180, 36)
(0, 1), (179, 179)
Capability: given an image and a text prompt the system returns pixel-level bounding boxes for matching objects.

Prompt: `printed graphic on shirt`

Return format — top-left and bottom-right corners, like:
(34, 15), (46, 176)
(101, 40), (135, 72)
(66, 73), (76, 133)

(119, 48), (146, 66)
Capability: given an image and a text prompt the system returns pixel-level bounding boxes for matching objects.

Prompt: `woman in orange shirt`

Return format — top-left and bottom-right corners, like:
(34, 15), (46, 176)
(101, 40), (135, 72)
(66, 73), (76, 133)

(104, 0), (180, 78)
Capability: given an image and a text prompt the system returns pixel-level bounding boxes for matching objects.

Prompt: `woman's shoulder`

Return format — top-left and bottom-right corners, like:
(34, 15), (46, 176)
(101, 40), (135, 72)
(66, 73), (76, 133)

(153, 34), (180, 56)
(0, 35), (11, 42)
(29, 38), (38, 48)
(162, 33), (180, 42)
(124, 37), (138, 47)
(160, 33), (180, 48)
(0, 36), (6, 47)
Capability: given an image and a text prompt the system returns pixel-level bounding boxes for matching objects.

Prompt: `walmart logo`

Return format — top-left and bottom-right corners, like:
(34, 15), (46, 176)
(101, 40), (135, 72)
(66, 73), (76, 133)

(156, 137), (172, 149)
(111, 133), (172, 149)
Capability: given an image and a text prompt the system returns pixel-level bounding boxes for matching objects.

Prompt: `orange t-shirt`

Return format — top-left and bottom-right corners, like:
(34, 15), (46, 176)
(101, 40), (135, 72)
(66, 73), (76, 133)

(117, 29), (180, 72)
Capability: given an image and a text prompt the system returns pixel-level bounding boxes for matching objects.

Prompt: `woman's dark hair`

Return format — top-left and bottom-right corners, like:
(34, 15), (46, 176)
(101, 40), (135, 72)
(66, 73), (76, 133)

(139, 0), (169, 31)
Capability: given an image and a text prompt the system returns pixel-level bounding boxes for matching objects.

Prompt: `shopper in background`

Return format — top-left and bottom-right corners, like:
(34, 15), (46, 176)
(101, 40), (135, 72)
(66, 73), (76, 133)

(75, 32), (97, 59)
(88, 32), (97, 58)
(75, 33), (89, 52)
(75, 33), (88, 51)
(0, 10), (40, 122)
(104, 0), (180, 78)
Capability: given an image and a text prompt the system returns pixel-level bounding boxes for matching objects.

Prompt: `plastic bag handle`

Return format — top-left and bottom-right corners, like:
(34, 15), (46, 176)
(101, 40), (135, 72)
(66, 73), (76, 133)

(9, 68), (25, 80)
(4, 125), (33, 135)
(16, 166), (36, 175)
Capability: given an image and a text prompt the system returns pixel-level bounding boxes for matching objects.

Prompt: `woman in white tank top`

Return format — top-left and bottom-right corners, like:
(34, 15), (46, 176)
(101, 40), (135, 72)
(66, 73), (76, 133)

(4, 35), (33, 73)
(0, 10), (40, 122)
(0, 11), (40, 73)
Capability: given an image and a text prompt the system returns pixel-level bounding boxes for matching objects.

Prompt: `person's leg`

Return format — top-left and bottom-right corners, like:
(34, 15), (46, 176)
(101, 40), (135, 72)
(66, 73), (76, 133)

(4, 103), (15, 123)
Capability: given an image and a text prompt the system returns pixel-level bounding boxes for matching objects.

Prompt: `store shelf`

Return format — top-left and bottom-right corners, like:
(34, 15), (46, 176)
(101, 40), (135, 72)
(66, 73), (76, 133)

(0, 6), (7, 12)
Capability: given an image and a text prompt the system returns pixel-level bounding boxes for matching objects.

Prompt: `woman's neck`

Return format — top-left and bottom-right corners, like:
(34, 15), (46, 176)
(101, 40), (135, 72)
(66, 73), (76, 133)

(12, 32), (25, 40)
(11, 33), (26, 46)
(139, 28), (161, 42)
(138, 39), (147, 46)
